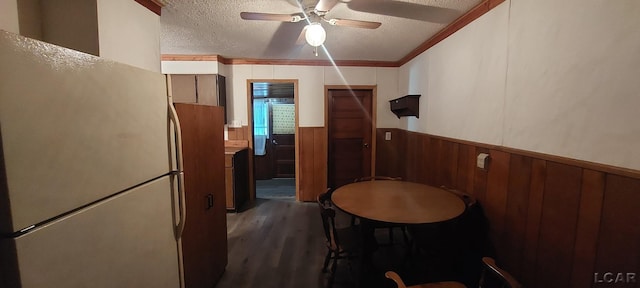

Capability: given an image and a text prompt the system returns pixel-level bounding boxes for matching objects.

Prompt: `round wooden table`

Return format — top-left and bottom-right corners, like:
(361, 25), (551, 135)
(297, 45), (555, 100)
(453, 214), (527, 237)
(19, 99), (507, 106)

(331, 180), (466, 224)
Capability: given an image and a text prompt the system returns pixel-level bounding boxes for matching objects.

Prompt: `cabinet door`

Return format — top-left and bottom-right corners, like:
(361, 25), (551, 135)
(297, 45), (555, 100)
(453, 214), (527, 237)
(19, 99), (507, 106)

(196, 74), (217, 106)
(174, 104), (227, 288)
(170, 75), (197, 103)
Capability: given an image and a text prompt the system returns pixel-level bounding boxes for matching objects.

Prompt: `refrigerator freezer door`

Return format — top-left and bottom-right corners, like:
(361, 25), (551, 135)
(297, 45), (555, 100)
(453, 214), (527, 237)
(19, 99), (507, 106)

(0, 31), (171, 234)
(2, 176), (180, 287)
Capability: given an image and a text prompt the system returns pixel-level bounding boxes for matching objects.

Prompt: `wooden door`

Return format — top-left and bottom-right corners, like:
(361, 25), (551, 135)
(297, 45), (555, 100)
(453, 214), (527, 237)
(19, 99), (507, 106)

(328, 89), (373, 188)
(272, 134), (295, 177)
(174, 104), (227, 288)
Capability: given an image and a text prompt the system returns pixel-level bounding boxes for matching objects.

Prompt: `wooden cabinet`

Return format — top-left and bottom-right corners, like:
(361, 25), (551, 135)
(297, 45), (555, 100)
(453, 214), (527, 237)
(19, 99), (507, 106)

(174, 104), (227, 288)
(169, 74), (227, 123)
(225, 147), (249, 212)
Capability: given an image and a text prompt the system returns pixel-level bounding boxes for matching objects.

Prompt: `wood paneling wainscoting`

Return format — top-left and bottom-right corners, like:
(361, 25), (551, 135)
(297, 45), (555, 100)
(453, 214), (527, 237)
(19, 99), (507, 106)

(227, 126), (249, 141)
(376, 128), (640, 288)
(298, 127), (328, 202)
(228, 125), (327, 202)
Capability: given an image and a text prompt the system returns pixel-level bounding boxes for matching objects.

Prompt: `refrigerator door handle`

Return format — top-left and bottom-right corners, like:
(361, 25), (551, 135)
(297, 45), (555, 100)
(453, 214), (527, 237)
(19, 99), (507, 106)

(168, 101), (186, 238)
(168, 91), (187, 288)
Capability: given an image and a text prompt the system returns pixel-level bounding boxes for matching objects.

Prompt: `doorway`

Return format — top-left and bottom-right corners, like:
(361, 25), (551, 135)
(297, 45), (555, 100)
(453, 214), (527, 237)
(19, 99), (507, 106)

(249, 81), (298, 200)
(327, 86), (377, 188)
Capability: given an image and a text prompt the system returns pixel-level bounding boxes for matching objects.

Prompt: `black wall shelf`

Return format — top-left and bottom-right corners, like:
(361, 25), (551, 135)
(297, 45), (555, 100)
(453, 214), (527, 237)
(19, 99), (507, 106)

(389, 95), (421, 118)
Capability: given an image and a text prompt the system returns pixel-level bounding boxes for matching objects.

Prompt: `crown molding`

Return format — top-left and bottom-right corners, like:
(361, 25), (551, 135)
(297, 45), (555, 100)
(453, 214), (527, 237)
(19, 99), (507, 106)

(161, 54), (221, 61)
(134, 0), (163, 16)
(161, 54), (398, 67)
(397, 0), (505, 66)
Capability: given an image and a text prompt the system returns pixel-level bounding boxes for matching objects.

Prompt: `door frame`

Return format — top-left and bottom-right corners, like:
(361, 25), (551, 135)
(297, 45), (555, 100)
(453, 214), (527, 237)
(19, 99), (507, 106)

(324, 85), (377, 181)
(246, 79), (300, 201)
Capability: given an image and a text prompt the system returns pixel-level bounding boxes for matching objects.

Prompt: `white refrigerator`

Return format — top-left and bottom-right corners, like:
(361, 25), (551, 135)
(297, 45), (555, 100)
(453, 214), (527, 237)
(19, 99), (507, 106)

(0, 31), (185, 287)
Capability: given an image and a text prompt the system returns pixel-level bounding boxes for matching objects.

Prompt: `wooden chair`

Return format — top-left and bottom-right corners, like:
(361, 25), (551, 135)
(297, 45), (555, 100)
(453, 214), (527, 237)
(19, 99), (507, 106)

(352, 176), (409, 245)
(384, 257), (522, 288)
(317, 189), (360, 287)
(406, 188), (491, 286)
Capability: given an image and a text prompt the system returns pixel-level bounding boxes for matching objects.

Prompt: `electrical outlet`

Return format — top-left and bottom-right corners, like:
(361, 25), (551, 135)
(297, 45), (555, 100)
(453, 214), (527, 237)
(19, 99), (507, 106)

(385, 131), (392, 140)
(477, 153), (490, 169)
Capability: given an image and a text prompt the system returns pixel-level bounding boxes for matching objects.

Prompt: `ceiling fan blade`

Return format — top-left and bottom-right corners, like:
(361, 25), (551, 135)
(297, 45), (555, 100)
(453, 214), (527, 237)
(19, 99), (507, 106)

(240, 12), (300, 22)
(315, 0), (339, 12)
(330, 18), (382, 29)
(347, 0), (460, 24)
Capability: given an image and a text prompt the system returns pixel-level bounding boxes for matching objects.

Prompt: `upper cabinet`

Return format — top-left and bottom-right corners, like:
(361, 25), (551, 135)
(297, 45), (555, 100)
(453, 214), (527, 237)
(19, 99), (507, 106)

(168, 74), (227, 123)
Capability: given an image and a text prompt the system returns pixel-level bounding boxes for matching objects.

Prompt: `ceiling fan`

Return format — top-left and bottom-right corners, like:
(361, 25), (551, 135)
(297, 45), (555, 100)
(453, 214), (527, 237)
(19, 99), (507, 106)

(240, 0), (382, 55)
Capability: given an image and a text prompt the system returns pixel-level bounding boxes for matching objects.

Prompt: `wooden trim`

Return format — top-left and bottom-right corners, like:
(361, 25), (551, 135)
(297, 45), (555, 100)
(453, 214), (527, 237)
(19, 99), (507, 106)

(488, 0), (507, 9)
(294, 80), (300, 202)
(161, 54), (221, 61)
(408, 130), (501, 150)
(246, 81), (254, 201)
(161, 55), (396, 67)
(224, 140), (249, 148)
(404, 130), (640, 180)
(501, 146), (640, 180)
(325, 85), (378, 178)
(224, 58), (398, 67)
(371, 86), (377, 176)
(134, 0), (162, 16)
(246, 79), (300, 201)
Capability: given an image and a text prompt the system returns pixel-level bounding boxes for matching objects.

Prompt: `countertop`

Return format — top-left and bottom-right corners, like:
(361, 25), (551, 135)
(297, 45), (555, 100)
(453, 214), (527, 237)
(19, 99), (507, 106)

(225, 146), (248, 155)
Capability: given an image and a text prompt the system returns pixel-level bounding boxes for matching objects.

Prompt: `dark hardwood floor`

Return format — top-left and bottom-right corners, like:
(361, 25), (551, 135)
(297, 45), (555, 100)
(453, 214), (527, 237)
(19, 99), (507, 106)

(256, 178), (296, 199)
(216, 198), (474, 288)
(216, 198), (328, 288)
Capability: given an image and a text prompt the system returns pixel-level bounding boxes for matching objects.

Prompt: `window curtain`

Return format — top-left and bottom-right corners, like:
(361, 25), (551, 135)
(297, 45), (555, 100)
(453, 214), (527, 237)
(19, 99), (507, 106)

(253, 100), (268, 155)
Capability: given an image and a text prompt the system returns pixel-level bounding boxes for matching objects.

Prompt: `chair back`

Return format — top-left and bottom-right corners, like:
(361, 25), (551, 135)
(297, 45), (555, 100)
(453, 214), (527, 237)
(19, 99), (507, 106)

(441, 186), (478, 209)
(479, 257), (522, 288)
(317, 190), (339, 250)
(353, 176), (401, 182)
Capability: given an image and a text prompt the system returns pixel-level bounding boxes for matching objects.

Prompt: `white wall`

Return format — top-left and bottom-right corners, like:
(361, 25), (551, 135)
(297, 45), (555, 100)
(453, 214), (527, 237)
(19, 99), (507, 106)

(41, 0), (99, 56)
(399, 0), (640, 170)
(399, 4), (508, 145)
(504, 0), (640, 169)
(0, 0), (19, 33)
(225, 64), (398, 127)
(164, 62), (399, 128)
(161, 61), (218, 74)
(97, 0), (161, 72)
(225, 64), (326, 127)
(3, 0), (160, 72)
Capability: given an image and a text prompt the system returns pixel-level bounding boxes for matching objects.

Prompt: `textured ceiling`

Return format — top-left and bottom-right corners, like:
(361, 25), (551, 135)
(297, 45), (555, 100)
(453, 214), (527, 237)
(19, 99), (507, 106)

(160, 0), (483, 62)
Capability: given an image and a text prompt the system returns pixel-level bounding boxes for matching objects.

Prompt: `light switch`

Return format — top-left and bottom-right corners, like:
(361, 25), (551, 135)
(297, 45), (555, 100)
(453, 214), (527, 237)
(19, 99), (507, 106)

(385, 131), (392, 140)
(477, 153), (490, 169)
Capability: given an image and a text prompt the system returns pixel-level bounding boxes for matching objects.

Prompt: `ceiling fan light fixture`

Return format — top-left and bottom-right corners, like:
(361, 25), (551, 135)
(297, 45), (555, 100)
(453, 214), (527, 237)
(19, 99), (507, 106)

(304, 23), (326, 47)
